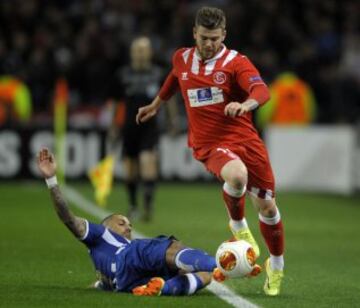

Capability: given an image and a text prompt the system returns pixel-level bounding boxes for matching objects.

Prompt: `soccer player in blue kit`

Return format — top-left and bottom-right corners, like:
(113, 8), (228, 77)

(37, 148), (226, 296)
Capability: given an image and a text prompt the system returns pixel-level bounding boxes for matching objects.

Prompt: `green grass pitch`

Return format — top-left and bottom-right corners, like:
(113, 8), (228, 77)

(1, 182), (360, 307)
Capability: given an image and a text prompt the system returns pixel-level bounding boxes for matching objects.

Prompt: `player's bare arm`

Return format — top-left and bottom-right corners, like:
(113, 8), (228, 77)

(37, 148), (86, 239)
(49, 186), (86, 238)
(224, 99), (259, 118)
(136, 95), (165, 124)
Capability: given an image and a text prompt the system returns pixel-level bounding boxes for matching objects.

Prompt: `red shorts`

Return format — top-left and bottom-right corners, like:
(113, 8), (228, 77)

(193, 138), (275, 200)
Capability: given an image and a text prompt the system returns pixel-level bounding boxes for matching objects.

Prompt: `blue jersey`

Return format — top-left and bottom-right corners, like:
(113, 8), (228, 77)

(80, 220), (130, 287)
(80, 220), (177, 292)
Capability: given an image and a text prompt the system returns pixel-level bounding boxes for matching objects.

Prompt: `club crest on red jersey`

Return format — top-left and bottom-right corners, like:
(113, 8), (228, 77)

(213, 71), (226, 84)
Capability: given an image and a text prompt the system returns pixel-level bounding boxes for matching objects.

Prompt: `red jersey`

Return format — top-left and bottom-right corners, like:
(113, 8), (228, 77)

(158, 46), (270, 150)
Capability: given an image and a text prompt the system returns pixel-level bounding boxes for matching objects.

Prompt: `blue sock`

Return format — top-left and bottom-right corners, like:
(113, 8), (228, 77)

(161, 273), (204, 296)
(175, 248), (217, 272)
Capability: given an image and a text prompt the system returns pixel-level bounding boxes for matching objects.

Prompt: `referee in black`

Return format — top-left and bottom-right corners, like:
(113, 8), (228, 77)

(109, 36), (177, 222)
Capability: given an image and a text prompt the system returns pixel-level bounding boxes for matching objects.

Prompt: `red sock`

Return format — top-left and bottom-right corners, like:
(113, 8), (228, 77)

(222, 190), (245, 220)
(259, 219), (284, 256)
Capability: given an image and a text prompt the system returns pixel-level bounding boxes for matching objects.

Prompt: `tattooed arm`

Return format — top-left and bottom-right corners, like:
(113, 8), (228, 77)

(49, 185), (86, 238)
(37, 148), (86, 239)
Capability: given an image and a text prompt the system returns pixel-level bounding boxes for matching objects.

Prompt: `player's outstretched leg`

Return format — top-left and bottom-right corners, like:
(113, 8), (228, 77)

(223, 182), (260, 258)
(172, 246), (225, 282)
(132, 272), (210, 296)
(220, 159), (260, 258)
(166, 242), (226, 282)
(254, 198), (284, 296)
(175, 248), (217, 272)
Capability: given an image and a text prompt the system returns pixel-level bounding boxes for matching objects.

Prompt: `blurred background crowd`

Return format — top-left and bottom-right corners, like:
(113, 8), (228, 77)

(0, 0), (359, 127)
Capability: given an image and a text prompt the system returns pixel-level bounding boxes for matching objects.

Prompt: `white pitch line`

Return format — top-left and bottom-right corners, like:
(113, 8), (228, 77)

(64, 185), (259, 308)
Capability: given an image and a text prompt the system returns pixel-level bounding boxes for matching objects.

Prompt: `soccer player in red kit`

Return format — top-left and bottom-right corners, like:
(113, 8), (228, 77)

(136, 6), (285, 296)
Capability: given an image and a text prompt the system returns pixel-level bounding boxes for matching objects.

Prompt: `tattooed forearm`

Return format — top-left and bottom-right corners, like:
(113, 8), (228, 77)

(49, 185), (86, 238)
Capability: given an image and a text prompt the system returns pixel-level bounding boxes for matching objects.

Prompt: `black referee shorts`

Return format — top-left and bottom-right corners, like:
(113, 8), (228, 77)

(121, 122), (159, 158)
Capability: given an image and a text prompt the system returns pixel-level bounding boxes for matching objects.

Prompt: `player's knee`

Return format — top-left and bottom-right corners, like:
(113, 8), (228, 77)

(221, 160), (248, 189)
(140, 163), (158, 180)
(259, 201), (277, 217)
(227, 168), (247, 190)
(166, 241), (186, 268)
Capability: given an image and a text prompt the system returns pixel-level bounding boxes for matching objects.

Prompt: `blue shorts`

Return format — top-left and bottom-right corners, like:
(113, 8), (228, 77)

(115, 236), (177, 292)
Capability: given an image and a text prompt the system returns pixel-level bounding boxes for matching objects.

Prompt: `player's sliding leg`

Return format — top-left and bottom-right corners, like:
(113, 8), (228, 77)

(132, 272), (211, 296)
(166, 242), (226, 282)
(163, 272), (211, 295)
(175, 248), (217, 272)
(250, 195), (284, 296)
(221, 159), (260, 258)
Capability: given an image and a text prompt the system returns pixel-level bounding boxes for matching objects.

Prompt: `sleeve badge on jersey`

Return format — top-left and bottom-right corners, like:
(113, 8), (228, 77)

(249, 76), (262, 82)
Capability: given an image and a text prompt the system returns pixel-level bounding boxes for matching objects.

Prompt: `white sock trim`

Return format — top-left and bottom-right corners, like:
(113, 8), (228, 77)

(223, 182), (246, 198)
(230, 218), (248, 231)
(185, 273), (198, 295)
(175, 248), (194, 272)
(270, 254), (284, 271)
(259, 207), (281, 225)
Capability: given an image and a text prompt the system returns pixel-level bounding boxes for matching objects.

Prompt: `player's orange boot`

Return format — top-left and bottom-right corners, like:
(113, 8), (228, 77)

(212, 268), (227, 282)
(132, 277), (165, 296)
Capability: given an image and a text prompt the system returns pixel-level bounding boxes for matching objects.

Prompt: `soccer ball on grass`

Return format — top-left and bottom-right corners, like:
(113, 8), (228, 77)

(215, 240), (256, 278)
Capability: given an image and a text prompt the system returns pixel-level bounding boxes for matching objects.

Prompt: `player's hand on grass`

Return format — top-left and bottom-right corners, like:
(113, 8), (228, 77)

(37, 148), (57, 179)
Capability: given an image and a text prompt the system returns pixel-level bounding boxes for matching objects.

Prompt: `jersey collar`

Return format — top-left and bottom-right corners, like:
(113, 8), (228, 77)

(195, 44), (227, 64)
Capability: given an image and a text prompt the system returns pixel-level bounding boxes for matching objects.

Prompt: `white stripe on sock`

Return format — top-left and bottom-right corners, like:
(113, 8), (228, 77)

(259, 207), (281, 225)
(185, 273), (198, 295)
(230, 218), (248, 231)
(223, 182), (246, 198)
(270, 254), (284, 271)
